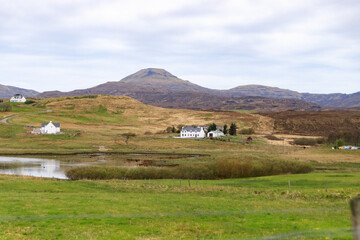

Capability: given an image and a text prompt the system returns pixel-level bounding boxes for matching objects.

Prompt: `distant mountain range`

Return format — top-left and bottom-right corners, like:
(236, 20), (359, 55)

(2, 68), (359, 112)
(0, 84), (39, 99)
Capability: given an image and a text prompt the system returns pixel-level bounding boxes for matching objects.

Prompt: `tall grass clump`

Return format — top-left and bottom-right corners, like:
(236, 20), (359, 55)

(0, 103), (12, 112)
(66, 159), (313, 180)
(293, 138), (318, 146)
(239, 128), (255, 135)
(216, 159), (313, 178)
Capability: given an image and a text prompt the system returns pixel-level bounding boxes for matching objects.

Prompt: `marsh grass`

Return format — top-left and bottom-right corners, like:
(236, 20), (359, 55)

(293, 138), (325, 146)
(66, 159), (313, 180)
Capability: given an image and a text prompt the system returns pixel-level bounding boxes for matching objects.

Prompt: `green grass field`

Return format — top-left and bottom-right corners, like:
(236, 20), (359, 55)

(0, 173), (357, 239)
(0, 97), (359, 239)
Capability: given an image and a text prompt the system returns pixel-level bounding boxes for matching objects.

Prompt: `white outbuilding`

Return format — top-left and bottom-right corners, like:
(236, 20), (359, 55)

(180, 126), (206, 138)
(10, 94), (26, 103)
(40, 121), (61, 134)
(207, 130), (225, 138)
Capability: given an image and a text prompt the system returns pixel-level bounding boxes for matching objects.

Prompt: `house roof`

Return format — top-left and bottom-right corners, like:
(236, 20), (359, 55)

(42, 122), (60, 127)
(182, 126), (203, 132)
(12, 94), (24, 98)
(209, 130), (224, 134)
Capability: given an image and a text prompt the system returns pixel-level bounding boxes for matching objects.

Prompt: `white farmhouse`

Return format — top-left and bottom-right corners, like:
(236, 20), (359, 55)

(180, 126), (206, 138)
(207, 130), (225, 138)
(10, 94), (26, 103)
(40, 121), (61, 134)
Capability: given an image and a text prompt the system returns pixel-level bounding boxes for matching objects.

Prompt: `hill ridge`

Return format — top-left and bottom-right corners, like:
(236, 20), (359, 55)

(0, 84), (39, 99)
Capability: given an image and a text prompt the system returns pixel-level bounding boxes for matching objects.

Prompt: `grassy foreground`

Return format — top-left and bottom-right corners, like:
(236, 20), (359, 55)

(0, 173), (358, 239)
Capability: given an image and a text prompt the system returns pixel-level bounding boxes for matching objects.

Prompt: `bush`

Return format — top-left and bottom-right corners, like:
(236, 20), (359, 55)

(0, 103), (12, 112)
(240, 128), (255, 135)
(25, 100), (35, 104)
(264, 135), (281, 140)
(293, 138), (317, 146)
(97, 105), (107, 114)
(73, 95), (98, 99)
(335, 139), (344, 147)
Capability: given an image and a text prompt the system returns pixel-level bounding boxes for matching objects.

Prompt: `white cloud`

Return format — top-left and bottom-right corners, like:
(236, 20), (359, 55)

(0, 0), (359, 93)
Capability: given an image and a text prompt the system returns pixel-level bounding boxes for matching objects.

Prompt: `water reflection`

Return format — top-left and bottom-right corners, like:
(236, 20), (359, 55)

(0, 153), (199, 179)
(0, 157), (66, 179)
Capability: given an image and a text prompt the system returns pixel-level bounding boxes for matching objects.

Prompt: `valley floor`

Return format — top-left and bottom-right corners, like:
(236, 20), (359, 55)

(0, 97), (359, 239)
(0, 173), (357, 239)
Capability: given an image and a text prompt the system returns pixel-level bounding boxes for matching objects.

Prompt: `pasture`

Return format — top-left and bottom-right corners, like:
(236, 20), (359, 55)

(0, 173), (358, 239)
(0, 96), (359, 239)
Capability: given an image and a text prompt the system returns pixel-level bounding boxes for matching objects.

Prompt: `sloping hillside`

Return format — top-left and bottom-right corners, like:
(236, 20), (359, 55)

(121, 68), (211, 93)
(36, 68), (359, 109)
(37, 69), (323, 112)
(0, 84), (39, 99)
(226, 85), (302, 99)
(28, 95), (268, 134)
(261, 111), (360, 136)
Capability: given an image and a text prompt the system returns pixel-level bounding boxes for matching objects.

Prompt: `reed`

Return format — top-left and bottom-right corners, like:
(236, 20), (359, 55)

(66, 159), (313, 180)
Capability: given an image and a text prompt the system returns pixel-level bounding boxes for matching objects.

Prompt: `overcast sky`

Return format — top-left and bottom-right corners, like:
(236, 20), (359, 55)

(1, 0), (359, 94)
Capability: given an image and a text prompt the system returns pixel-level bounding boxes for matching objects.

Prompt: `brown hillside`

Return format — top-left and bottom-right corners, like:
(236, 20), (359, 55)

(44, 95), (271, 134)
(262, 111), (360, 136)
(36, 68), (360, 109)
(0, 84), (39, 99)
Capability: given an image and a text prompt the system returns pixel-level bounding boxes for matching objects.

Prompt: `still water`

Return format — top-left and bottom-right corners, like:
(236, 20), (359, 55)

(0, 156), (69, 179)
(0, 153), (198, 179)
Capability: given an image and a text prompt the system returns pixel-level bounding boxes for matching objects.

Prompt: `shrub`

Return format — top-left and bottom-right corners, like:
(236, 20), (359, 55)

(264, 135), (281, 140)
(240, 128), (255, 135)
(25, 100), (35, 104)
(293, 138), (317, 146)
(73, 95), (98, 99)
(335, 139), (344, 147)
(0, 103), (12, 112)
(97, 105), (107, 114)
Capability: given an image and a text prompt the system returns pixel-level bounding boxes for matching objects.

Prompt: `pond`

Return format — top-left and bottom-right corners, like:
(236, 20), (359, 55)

(0, 153), (201, 179)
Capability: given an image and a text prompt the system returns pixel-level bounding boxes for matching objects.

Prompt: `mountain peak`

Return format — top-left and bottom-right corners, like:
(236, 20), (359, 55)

(122, 68), (176, 82)
(118, 68), (210, 93)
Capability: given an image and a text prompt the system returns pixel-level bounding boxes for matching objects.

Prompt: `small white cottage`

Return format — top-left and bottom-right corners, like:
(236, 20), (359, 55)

(207, 130), (225, 138)
(180, 126), (206, 138)
(10, 94), (26, 103)
(40, 121), (61, 134)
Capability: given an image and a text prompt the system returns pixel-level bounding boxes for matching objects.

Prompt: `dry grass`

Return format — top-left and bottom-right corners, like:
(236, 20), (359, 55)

(285, 151), (360, 163)
(34, 95), (269, 134)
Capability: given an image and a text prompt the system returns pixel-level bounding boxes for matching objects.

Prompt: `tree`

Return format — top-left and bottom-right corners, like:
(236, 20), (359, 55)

(208, 123), (217, 132)
(171, 126), (176, 133)
(177, 124), (184, 133)
(229, 123), (237, 136)
(223, 124), (228, 135)
(335, 138), (344, 147)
